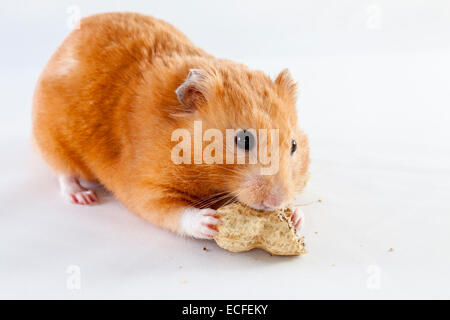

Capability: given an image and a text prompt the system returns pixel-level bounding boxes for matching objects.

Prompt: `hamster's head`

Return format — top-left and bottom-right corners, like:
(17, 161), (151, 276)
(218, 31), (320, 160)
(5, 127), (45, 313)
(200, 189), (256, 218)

(174, 64), (309, 211)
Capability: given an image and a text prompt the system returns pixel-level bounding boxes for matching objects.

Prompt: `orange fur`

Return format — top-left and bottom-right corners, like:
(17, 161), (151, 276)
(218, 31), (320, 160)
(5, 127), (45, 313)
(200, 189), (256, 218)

(32, 12), (309, 234)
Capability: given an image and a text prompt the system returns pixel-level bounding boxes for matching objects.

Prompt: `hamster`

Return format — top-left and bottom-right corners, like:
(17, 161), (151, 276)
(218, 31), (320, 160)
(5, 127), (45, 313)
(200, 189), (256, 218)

(32, 12), (310, 239)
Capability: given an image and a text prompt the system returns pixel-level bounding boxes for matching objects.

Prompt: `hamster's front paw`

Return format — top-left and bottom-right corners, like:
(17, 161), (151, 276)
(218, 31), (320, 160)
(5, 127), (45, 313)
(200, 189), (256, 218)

(290, 207), (305, 237)
(180, 208), (221, 239)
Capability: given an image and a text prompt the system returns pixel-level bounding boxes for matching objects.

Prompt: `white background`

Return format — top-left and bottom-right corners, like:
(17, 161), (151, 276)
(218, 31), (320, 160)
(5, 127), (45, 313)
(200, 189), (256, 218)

(1, 0), (449, 299)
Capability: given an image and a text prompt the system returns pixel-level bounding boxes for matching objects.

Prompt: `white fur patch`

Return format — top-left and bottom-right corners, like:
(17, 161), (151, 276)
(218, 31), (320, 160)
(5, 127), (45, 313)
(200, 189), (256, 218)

(179, 207), (220, 239)
(54, 44), (78, 76)
(55, 56), (77, 75)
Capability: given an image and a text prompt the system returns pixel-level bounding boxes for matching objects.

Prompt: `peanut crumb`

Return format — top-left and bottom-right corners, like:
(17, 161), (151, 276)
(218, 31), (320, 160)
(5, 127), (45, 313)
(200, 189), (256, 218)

(182, 280), (187, 284)
(331, 264), (336, 267)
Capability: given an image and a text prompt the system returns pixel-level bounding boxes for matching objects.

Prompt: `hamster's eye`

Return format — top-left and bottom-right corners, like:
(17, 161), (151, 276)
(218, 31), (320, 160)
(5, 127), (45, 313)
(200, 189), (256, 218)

(291, 139), (297, 155)
(235, 130), (255, 151)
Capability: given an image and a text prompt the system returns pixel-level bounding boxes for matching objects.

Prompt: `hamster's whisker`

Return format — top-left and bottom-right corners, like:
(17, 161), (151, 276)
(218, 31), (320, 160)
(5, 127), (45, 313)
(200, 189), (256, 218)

(219, 166), (245, 177)
(221, 194), (240, 208)
(197, 195), (233, 209)
(195, 189), (242, 209)
(189, 191), (231, 208)
(219, 189), (243, 208)
(290, 200), (321, 207)
(190, 192), (228, 206)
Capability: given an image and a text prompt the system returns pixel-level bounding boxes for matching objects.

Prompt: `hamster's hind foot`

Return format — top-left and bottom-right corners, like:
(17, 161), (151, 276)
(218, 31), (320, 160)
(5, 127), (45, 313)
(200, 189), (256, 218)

(58, 174), (98, 205)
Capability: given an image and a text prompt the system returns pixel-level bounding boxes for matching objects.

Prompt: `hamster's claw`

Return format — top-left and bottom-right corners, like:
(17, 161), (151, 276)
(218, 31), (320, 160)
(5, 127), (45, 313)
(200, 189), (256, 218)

(70, 190), (98, 205)
(180, 208), (222, 239)
(290, 207), (305, 236)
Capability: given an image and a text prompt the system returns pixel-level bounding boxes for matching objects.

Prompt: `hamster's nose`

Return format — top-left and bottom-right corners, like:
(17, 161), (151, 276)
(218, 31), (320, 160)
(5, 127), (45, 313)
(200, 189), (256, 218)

(262, 194), (283, 209)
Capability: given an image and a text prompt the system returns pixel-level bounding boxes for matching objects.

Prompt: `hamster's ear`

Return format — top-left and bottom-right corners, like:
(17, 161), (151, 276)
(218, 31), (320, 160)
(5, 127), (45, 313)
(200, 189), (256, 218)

(274, 68), (297, 102)
(176, 69), (210, 111)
